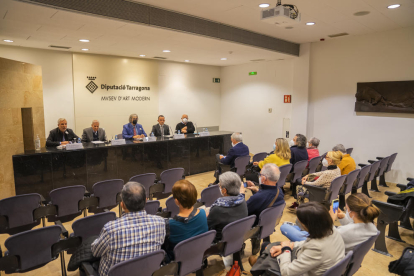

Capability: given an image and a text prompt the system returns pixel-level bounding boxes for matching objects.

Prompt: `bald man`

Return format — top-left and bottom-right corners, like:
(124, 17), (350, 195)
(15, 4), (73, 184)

(82, 120), (107, 142)
(175, 114), (195, 134)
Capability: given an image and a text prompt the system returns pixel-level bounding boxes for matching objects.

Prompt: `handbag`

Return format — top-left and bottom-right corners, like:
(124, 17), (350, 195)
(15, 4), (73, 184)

(389, 246), (414, 275)
(226, 261), (241, 276)
(307, 174), (319, 182)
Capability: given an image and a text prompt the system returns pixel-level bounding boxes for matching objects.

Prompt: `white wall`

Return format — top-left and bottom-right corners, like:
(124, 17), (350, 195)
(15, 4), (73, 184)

(307, 27), (414, 184)
(220, 60), (295, 154)
(158, 62), (221, 130)
(0, 45), (75, 134)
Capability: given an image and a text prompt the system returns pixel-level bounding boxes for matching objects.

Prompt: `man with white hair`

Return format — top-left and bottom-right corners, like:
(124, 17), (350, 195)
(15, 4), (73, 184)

(81, 120), (107, 142)
(213, 132), (249, 184)
(46, 118), (79, 147)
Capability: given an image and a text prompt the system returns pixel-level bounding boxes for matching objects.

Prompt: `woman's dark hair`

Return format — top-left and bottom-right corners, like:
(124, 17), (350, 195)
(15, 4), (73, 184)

(172, 180), (198, 209)
(346, 193), (380, 223)
(297, 202), (333, 239)
(295, 134), (307, 148)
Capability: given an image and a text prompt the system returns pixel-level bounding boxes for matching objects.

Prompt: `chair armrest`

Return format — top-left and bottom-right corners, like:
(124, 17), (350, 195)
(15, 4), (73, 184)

(55, 220), (69, 238)
(156, 211), (171, 218)
(33, 204), (57, 220)
(116, 193), (122, 204)
(0, 254), (19, 273)
(84, 189), (91, 197)
(407, 177), (414, 181)
(39, 194), (48, 205)
(303, 185), (327, 203)
(153, 262), (179, 276)
(51, 236), (82, 256)
(384, 191), (397, 196)
(358, 163), (368, 167)
(149, 183), (165, 195)
(79, 196), (99, 210)
(81, 262), (99, 276)
(267, 268), (282, 276)
(376, 157), (384, 160)
(397, 184), (407, 191)
(303, 184), (326, 191)
(368, 160), (376, 164)
(193, 201), (204, 209)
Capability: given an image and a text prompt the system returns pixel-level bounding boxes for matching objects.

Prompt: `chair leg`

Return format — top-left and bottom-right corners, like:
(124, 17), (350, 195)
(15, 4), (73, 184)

(372, 220), (392, 257)
(387, 222), (405, 243)
(42, 217), (46, 227)
(60, 252), (67, 276)
(118, 204), (122, 217)
(233, 251), (244, 271)
(370, 178), (380, 192)
(339, 194), (346, 211)
(362, 181), (371, 198)
(195, 268), (204, 276)
(379, 174), (389, 187)
(83, 209), (87, 217)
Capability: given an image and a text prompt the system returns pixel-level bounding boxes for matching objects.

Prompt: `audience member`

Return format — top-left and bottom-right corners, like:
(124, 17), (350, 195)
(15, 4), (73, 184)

(122, 114), (147, 139)
(46, 118), (79, 147)
(289, 150), (342, 210)
(307, 137), (320, 162)
(166, 180), (208, 260)
(281, 193), (379, 253)
(91, 182), (165, 276)
(244, 163), (285, 253)
(250, 202), (345, 276)
(81, 120), (107, 142)
(254, 138), (291, 169)
(333, 144), (356, 175)
(207, 171), (248, 271)
(214, 132), (249, 183)
(289, 134), (309, 172)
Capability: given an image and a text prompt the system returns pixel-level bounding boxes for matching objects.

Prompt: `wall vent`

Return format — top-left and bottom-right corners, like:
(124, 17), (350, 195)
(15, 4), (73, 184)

(328, 33), (349, 38)
(49, 45), (71, 49)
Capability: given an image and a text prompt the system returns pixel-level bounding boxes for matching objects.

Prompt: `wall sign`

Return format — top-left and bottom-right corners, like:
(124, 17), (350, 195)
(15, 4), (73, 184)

(213, 78), (220, 83)
(284, 95), (291, 103)
(249, 72), (257, 76)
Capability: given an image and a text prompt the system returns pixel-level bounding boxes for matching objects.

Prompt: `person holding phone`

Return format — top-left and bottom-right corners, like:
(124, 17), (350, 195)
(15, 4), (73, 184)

(280, 193), (379, 254)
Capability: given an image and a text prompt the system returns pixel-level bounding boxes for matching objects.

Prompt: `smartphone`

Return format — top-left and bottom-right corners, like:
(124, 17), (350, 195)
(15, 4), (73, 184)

(332, 199), (339, 214)
(243, 182), (248, 188)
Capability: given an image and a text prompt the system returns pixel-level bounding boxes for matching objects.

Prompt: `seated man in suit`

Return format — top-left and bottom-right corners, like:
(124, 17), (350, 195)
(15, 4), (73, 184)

(175, 114), (195, 134)
(81, 120), (107, 142)
(46, 118), (79, 147)
(213, 132), (250, 184)
(122, 114), (147, 139)
(151, 115), (170, 137)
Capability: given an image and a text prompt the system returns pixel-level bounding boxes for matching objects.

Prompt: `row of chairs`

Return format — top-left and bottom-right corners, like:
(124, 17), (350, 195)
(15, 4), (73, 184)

(0, 168), (186, 237)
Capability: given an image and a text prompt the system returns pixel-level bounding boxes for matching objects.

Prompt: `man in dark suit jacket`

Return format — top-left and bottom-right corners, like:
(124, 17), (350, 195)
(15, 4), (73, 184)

(81, 120), (107, 142)
(213, 132), (249, 183)
(151, 115), (170, 137)
(46, 118), (79, 147)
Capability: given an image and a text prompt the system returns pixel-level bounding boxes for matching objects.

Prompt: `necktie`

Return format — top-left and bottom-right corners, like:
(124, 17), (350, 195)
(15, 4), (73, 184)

(62, 133), (65, 141)
(161, 125), (164, 135)
(133, 126), (137, 136)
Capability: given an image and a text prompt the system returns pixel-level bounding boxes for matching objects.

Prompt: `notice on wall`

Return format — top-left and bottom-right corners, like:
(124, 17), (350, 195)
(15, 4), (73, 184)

(73, 54), (159, 138)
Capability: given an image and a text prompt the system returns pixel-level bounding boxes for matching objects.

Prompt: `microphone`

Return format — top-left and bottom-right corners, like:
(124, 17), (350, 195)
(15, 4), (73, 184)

(194, 123), (198, 134)
(169, 126), (174, 136)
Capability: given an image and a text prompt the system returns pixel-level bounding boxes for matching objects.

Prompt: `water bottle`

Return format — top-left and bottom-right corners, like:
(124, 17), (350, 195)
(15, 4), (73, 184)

(115, 135), (118, 140)
(178, 130), (181, 134)
(151, 132), (154, 137)
(206, 128), (209, 132)
(78, 137), (81, 143)
(35, 134), (41, 151)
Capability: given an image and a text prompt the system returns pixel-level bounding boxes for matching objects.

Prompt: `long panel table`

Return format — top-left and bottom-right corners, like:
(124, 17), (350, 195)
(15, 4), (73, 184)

(12, 131), (232, 199)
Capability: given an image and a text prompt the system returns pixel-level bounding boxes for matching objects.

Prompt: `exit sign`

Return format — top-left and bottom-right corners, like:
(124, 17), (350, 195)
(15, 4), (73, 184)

(213, 78), (220, 83)
(249, 72), (257, 76)
(284, 95), (291, 103)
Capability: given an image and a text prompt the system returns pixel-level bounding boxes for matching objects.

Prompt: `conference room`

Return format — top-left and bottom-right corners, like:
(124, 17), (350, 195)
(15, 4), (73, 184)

(1, 0), (414, 275)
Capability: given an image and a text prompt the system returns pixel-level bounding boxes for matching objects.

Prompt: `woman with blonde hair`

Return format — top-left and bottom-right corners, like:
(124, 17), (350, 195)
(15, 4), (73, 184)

(288, 150), (343, 210)
(253, 138), (291, 169)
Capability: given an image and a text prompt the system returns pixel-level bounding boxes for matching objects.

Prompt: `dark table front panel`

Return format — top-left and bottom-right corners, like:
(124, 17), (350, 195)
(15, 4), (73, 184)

(13, 132), (232, 199)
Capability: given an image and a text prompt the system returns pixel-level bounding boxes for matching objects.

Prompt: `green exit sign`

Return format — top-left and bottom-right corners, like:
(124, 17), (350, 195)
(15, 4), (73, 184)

(213, 78), (220, 83)
(249, 72), (257, 76)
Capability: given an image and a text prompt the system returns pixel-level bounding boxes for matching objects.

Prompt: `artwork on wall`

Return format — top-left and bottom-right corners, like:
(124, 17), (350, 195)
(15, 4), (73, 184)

(355, 80), (414, 114)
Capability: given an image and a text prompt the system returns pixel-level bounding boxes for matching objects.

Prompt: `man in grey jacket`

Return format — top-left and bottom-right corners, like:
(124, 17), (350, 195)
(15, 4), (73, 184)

(82, 120), (107, 142)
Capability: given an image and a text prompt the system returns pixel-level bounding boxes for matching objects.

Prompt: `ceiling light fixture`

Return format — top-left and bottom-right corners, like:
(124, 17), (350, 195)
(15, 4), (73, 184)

(387, 4), (400, 9)
(259, 3), (270, 8)
(163, 50), (171, 53)
(139, 55), (145, 57)
(3, 39), (13, 43)
(185, 60), (190, 62)
(79, 39), (89, 42)
(306, 22), (315, 26)
(81, 49), (89, 51)
(221, 58), (227, 60)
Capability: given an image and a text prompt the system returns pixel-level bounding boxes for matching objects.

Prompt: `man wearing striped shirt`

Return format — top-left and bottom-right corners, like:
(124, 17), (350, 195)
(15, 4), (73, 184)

(92, 182), (165, 276)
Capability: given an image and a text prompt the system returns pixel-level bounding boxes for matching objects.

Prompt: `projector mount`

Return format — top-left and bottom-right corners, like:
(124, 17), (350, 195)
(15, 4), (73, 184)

(276, 0), (300, 20)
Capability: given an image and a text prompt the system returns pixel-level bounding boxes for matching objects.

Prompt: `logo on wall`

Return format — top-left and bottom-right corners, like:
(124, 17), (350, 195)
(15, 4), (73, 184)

(86, 76), (98, 93)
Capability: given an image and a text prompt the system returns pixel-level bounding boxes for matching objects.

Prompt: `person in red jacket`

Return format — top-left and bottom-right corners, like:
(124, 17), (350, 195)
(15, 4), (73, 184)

(307, 137), (320, 163)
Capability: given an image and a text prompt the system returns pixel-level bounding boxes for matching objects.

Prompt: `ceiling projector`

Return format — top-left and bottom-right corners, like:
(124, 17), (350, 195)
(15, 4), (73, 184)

(261, 0), (301, 27)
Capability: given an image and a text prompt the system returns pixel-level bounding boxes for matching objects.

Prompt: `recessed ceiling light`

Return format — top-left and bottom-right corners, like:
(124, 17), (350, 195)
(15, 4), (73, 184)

(3, 39), (13, 43)
(259, 3), (270, 8)
(81, 49), (89, 51)
(139, 55), (145, 57)
(163, 50), (171, 53)
(185, 60), (190, 62)
(221, 58), (227, 60)
(306, 22), (315, 26)
(387, 4), (400, 9)
(79, 39), (89, 42)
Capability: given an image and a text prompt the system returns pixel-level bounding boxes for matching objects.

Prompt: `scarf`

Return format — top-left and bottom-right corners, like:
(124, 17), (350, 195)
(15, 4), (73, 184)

(210, 194), (245, 208)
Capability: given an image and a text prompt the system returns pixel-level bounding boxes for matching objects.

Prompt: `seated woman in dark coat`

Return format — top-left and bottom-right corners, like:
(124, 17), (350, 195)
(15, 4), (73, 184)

(207, 171), (248, 271)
